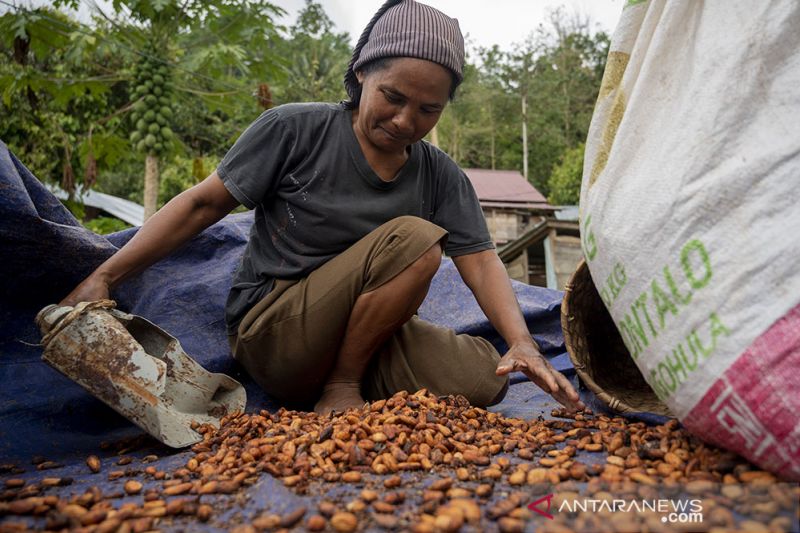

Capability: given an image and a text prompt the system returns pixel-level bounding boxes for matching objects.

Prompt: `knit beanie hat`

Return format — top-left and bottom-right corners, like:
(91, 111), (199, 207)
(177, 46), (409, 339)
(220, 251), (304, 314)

(344, 0), (465, 100)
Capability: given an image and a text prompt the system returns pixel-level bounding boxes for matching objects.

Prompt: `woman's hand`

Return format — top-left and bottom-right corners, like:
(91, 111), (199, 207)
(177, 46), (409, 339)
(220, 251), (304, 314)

(496, 341), (585, 412)
(59, 273), (111, 307)
(453, 251), (586, 412)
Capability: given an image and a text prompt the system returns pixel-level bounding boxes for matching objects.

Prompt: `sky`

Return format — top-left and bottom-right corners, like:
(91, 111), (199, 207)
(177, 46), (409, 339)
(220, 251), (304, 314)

(273, 0), (623, 49)
(5, 0), (624, 52)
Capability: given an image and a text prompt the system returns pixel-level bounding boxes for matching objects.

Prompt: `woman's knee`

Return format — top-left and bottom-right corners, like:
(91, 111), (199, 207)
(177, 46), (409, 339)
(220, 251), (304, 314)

(382, 216), (446, 247)
(384, 217), (443, 274)
(486, 376), (509, 406)
(364, 216), (445, 288)
(458, 372), (507, 408)
(409, 241), (442, 281)
(383, 215), (438, 233)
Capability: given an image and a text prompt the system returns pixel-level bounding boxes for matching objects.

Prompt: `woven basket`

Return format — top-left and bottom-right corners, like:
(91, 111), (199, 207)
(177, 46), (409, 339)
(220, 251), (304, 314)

(561, 260), (673, 416)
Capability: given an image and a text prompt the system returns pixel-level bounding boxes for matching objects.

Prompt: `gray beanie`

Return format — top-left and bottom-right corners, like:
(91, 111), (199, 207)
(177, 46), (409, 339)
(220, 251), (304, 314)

(344, 0), (465, 100)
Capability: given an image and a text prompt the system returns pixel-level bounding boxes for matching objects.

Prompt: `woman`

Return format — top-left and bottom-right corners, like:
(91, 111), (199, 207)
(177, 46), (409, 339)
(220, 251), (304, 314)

(62, 0), (583, 415)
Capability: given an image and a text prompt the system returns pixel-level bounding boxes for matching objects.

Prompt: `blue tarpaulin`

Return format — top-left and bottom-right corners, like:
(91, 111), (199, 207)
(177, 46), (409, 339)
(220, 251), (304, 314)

(0, 138), (604, 461)
(0, 140), (667, 529)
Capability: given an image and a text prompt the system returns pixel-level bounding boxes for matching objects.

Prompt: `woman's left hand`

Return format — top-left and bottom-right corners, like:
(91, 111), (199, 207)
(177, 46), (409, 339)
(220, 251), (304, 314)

(496, 342), (585, 411)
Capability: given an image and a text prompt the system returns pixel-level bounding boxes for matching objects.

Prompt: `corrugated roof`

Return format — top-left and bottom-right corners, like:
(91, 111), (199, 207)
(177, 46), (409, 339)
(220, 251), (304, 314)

(480, 201), (557, 211)
(555, 205), (579, 221)
(463, 168), (549, 204)
(48, 184), (144, 226)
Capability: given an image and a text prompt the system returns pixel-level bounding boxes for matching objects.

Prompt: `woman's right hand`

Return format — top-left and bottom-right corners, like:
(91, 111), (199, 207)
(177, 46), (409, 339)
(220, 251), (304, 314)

(59, 273), (111, 307)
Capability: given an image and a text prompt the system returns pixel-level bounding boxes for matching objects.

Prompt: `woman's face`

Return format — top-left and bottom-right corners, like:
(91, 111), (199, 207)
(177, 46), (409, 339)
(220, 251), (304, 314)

(354, 57), (452, 155)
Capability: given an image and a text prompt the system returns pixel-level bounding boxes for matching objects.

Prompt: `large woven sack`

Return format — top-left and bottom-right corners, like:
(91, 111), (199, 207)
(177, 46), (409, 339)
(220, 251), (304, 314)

(579, 0), (800, 479)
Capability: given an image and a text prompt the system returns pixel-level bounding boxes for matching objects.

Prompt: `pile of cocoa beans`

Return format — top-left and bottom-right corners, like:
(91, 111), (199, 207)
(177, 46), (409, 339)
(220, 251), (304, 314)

(1, 389), (797, 532)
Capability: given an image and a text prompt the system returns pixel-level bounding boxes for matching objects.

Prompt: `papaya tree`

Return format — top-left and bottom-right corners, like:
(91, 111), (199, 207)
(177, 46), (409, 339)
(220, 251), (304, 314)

(100, 0), (285, 219)
(2, 0), (283, 219)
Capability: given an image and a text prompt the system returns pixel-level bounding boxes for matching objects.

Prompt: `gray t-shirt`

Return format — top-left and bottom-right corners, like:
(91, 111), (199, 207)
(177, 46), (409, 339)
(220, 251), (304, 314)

(217, 102), (493, 333)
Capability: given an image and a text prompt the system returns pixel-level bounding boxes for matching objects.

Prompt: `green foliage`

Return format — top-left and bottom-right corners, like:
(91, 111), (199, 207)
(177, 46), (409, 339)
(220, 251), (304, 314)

(84, 216), (131, 234)
(2, 1), (607, 215)
(61, 198), (85, 220)
(435, 46), (520, 170)
(94, 156), (145, 202)
(272, 0), (351, 104)
(435, 9), (608, 197)
(1, 0), (284, 216)
(548, 142), (585, 205)
(158, 154), (220, 207)
(0, 7), (128, 191)
(79, 134), (129, 169)
(521, 13), (608, 194)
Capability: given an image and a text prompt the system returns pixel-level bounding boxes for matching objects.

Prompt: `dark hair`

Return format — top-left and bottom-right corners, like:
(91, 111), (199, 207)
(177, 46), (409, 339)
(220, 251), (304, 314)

(342, 57), (460, 110)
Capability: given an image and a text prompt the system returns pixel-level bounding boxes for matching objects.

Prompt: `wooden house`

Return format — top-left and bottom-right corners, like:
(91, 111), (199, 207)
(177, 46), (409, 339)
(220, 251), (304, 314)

(462, 169), (582, 290)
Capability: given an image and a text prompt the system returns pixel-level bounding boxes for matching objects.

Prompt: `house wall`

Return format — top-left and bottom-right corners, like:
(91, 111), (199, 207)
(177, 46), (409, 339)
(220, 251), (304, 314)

(482, 208), (522, 245)
(547, 233), (583, 290)
(505, 251), (529, 283)
(526, 241), (547, 287)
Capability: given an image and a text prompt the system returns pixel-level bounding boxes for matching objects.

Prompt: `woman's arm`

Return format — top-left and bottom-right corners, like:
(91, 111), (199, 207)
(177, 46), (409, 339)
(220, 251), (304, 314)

(452, 249), (584, 410)
(60, 171), (240, 306)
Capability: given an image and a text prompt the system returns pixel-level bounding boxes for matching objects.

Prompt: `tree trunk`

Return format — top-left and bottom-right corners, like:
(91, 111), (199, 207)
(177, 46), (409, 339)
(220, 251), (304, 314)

(430, 123), (439, 147)
(488, 100), (496, 170)
(490, 119), (496, 170)
(451, 122), (460, 164)
(521, 93), (528, 181)
(562, 68), (572, 147)
(143, 153), (160, 221)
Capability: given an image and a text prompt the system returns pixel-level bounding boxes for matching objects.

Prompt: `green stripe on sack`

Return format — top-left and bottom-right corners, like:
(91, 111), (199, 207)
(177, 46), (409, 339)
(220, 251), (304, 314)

(626, 0), (647, 6)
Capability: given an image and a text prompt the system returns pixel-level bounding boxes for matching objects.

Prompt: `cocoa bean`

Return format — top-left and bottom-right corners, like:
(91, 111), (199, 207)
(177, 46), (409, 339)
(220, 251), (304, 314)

(197, 504), (213, 522)
(360, 489), (378, 502)
(373, 513), (399, 529)
(307, 514), (327, 531)
(123, 480), (142, 495)
(279, 506), (306, 528)
(330, 511), (358, 532)
(343, 498), (365, 513)
(498, 517), (524, 533)
(252, 513), (281, 529)
(318, 500), (337, 517)
(384, 475), (401, 488)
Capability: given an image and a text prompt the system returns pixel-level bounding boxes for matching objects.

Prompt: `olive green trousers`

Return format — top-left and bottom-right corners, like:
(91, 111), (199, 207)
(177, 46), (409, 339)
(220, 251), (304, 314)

(229, 216), (508, 409)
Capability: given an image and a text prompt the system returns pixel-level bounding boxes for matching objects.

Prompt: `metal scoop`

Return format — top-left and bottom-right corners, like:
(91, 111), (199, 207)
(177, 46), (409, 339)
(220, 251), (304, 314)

(36, 300), (246, 448)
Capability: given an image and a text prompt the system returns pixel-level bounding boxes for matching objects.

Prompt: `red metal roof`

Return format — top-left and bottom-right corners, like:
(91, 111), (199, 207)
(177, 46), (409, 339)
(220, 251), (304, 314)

(462, 168), (549, 205)
(480, 201), (557, 211)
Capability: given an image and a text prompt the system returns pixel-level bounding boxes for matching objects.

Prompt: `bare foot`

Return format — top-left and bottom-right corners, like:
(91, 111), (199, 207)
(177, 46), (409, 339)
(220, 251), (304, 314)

(314, 381), (365, 415)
